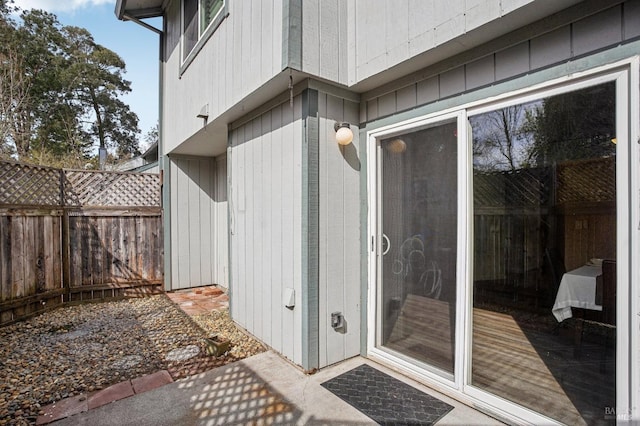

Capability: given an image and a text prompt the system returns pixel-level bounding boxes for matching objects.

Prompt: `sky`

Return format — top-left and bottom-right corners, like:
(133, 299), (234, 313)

(12, 0), (160, 151)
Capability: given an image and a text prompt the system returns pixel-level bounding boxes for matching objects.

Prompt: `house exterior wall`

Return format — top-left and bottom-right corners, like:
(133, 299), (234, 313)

(294, 0), (584, 88)
(212, 155), (229, 288)
(360, 2), (640, 121)
(169, 155), (228, 289)
(159, 0), (585, 156)
(162, 0), (284, 154)
(142, 163), (160, 174)
(354, 0), (533, 82)
(228, 94), (304, 366)
(228, 85), (362, 369)
(317, 91), (361, 368)
(298, 0), (350, 85)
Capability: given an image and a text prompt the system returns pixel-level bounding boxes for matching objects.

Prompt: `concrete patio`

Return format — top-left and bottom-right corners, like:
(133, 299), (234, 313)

(50, 349), (502, 425)
(35, 287), (502, 425)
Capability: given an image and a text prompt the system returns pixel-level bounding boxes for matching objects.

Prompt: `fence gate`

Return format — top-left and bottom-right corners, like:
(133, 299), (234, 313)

(0, 160), (163, 326)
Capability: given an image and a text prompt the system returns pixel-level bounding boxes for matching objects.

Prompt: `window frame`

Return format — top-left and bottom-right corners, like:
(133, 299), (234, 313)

(180, 0), (228, 73)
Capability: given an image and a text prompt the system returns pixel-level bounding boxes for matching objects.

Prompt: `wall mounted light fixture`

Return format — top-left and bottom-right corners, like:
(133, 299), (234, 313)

(197, 104), (209, 120)
(334, 122), (354, 146)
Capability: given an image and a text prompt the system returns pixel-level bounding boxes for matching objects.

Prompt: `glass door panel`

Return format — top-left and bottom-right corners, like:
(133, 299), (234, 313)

(379, 119), (458, 375)
(470, 82), (617, 425)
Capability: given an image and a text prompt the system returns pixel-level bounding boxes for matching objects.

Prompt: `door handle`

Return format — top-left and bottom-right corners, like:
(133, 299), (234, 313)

(382, 234), (391, 255)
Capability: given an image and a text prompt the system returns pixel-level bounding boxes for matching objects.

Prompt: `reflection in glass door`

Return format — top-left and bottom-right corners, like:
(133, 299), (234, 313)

(378, 120), (458, 376)
(470, 82), (617, 425)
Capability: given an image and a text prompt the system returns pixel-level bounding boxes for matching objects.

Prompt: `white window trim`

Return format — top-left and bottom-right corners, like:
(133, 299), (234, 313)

(180, 0), (228, 74)
(366, 57), (639, 425)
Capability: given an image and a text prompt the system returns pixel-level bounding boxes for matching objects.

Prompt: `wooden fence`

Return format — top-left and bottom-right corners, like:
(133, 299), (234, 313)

(0, 160), (163, 326)
(472, 157), (616, 308)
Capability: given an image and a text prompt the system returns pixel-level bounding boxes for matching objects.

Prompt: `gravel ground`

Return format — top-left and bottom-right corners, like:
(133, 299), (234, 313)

(0, 294), (265, 425)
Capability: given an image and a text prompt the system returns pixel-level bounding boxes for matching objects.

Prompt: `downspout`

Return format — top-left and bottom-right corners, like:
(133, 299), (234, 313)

(120, 13), (170, 291)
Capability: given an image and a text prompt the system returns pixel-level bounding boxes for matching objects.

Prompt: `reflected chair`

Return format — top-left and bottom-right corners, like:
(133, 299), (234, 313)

(596, 259), (617, 325)
(544, 248), (566, 307)
(574, 259), (616, 372)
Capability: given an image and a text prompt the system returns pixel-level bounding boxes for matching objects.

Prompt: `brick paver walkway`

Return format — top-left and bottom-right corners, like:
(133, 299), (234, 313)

(165, 285), (229, 316)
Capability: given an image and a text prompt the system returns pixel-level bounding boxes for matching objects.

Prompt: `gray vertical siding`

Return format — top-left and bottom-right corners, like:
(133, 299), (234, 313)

(317, 92), (361, 368)
(141, 164), (160, 174)
(213, 155), (229, 288)
(299, 0), (349, 85)
(163, 0), (284, 155)
(282, 0), (302, 69)
(229, 95), (304, 366)
(362, 1), (639, 121)
(162, 155), (172, 291)
(301, 89), (320, 370)
(228, 86), (362, 369)
(170, 156), (228, 289)
(353, 0), (549, 82)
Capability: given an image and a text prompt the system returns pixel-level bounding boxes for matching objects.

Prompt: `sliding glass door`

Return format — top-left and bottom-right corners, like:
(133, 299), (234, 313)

(375, 118), (459, 378)
(369, 65), (634, 423)
(469, 80), (618, 424)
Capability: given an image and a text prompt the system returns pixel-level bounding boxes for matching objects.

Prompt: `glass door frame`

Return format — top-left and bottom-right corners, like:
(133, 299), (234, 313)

(366, 58), (637, 424)
(463, 66), (633, 424)
(366, 109), (469, 391)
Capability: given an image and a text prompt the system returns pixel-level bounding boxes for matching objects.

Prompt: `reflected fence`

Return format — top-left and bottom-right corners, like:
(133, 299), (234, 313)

(0, 160), (163, 326)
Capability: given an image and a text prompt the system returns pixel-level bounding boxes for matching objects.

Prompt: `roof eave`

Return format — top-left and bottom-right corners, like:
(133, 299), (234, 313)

(142, 141), (159, 159)
(115, 0), (126, 20)
(114, 0), (163, 21)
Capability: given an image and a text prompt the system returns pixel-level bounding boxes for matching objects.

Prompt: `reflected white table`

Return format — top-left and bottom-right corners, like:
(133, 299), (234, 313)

(552, 265), (603, 322)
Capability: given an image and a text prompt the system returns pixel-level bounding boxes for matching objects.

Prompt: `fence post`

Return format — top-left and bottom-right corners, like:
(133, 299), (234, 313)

(60, 170), (71, 302)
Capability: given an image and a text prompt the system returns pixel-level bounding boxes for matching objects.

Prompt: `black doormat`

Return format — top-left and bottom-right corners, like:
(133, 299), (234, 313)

(321, 364), (453, 425)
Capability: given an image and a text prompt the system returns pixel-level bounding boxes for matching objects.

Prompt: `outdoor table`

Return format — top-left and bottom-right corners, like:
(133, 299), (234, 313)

(552, 264), (603, 322)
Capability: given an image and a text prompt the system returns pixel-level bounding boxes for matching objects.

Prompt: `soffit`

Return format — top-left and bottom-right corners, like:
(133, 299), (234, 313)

(115, 0), (164, 20)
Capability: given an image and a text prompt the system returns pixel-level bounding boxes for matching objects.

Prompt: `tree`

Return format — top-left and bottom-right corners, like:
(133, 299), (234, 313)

(471, 104), (535, 171)
(7, 9), (70, 157)
(143, 122), (159, 150)
(0, 2), (141, 166)
(523, 82), (616, 166)
(472, 83), (616, 172)
(0, 41), (24, 159)
(63, 26), (140, 158)
(0, 0), (33, 158)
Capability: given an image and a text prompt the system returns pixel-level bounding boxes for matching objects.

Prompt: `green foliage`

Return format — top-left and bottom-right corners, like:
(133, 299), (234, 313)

(23, 147), (100, 169)
(0, 1), (141, 167)
(523, 83), (616, 166)
(472, 83), (616, 172)
(143, 122), (159, 150)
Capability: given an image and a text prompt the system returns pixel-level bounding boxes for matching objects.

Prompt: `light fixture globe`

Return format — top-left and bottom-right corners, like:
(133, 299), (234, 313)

(334, 122), (353, 146)
(387, 138), (407, 153)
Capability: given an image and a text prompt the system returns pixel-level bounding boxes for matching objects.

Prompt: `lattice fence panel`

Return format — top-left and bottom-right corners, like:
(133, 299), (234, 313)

(64, 170), (160, 207)
(557, 157), (615, 204)
(0, 161), (62, 206)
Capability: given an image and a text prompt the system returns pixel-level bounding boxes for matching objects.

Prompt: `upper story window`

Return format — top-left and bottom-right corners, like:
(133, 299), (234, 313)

(182, 0), (226, 63)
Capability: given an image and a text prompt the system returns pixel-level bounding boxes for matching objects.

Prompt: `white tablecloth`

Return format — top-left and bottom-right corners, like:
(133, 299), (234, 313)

(552, 265), (603, 322)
